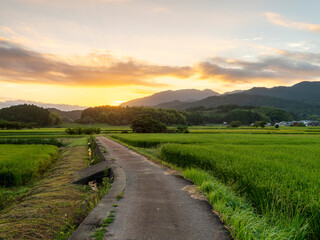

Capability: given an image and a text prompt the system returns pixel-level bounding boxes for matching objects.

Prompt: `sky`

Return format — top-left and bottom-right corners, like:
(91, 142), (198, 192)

(0, 0), (320, 107)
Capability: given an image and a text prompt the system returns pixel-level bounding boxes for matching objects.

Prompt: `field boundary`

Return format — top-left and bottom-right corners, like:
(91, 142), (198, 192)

(69, 138), (126, 240)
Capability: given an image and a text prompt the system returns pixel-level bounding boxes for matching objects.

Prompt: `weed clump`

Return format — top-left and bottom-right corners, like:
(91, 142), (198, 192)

(66, 127), (101, 135)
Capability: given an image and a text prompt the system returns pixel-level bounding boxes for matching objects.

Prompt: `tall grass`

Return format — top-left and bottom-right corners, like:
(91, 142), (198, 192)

(0, 145), (58, 187)
(184, 169), (303, 240)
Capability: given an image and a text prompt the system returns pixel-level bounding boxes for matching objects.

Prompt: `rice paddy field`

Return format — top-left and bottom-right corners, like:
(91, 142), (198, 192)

(0, 125), (131, 139)
(111, 129), (320, 240)
(0, 145), (58, 187)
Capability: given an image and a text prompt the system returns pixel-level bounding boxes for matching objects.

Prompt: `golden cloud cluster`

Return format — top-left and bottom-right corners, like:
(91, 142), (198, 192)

(1, 38), (320, 87)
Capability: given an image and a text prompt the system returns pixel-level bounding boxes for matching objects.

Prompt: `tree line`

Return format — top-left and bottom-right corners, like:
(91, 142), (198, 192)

(78, 105), (188, 125)
(186, 105), (294, 125)
(78, 104), (294, 126)
(0, 104), (295, 130)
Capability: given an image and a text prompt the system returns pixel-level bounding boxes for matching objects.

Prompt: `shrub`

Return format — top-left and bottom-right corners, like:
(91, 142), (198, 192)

(176, 125), (189, 133)
(166, 129), (177, 133)
(65, 127), (101, 135)
(0, 119), (36, 130)
(230, 121), (241, 127)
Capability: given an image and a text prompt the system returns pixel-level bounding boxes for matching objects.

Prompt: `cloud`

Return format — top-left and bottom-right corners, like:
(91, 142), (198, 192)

(0, 38), (193, 87)
(1, 38), (320, 88)
(266, 12), (320, 33)
(196, 53), (320, 83)
(16, 0), (131, 3)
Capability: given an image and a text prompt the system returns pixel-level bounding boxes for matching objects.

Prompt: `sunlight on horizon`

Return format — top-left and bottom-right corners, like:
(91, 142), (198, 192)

(0, 0), (319, 106)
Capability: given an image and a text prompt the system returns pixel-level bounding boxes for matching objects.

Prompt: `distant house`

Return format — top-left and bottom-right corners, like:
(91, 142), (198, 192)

(277, 120), (320, 127)
(278, 121), (291, 126)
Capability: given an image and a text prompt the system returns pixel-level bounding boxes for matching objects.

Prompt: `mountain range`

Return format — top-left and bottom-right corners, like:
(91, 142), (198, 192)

(121, 81), (320, 119)
(242, 81), (320, 106)
(120, 89), (220, 107)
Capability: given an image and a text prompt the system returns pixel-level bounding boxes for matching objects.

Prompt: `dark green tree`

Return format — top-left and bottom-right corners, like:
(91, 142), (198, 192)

(230, 121), (242, 127)
(131, 115), (167, 133)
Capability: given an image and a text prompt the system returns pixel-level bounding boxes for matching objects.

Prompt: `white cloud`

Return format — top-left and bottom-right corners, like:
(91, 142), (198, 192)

(266, 12), (320, 33)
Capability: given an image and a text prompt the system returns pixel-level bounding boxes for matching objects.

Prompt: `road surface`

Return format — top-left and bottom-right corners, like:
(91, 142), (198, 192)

(97, 137), (231, 240)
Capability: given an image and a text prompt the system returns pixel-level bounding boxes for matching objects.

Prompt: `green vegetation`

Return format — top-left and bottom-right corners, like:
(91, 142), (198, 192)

(0, 104), (61, 127)
(185, 105), (294, 125)
(183, 169), (297, 239)
(0, 145), (58, 187)
(79, 105), (187, 125)
(78, 104), (294, 126)
(0, 127), (112, 240)
(88, 136), (105, 165)
(116, 191), (124, 201)
(0, 119), (36, 129)
(47, 108), (82, 123)
(131, 114), (167, 133)
(92, 212), (116, 240)
(112, 131), (320, 239)
(230, 120), (241, 127)
(65, 127), (101, 135)
(112, 130), (320, 148)
(162, 92), (320, 119)
(0, 137), (62, 146)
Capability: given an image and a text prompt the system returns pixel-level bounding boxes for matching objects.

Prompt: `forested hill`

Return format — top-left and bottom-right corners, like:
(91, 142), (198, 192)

(242, 81), (320, 106)
(0, 104), (55, 126)
(120, 89), (219, 107)
(156, 93), (320, 119)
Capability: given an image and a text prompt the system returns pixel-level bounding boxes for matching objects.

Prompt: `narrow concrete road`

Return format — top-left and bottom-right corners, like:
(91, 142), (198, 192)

(97, 137), (231, 240)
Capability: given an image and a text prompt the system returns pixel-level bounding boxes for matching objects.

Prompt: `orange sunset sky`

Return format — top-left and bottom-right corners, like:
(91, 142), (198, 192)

(1, 0), (320, 107)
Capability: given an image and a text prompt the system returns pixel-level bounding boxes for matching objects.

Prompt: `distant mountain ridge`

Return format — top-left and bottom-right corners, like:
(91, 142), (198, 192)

(155, 93), (319, 118)
(242, 81), (320, 106)
(120, 89), (220, 107)
(0, 100), (87, 111)
(127, 81), (320, 119)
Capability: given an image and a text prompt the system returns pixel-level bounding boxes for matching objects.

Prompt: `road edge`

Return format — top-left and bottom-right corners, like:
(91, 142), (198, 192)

(69, 137), (126, 240)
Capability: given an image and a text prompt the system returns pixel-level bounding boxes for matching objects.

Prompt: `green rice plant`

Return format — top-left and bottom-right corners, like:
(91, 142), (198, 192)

(0, 138), (63, 146)
(0, 144), (58, 187)
(184, 169), (303, 240)
(111, 133), (320, 148)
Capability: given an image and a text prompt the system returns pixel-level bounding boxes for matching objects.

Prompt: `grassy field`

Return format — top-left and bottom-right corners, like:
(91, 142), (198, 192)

(0, 125), (131, 139)
(0, 145), (58, 187)
(112, 131), (320, 148)
(111, 131), (320, 240)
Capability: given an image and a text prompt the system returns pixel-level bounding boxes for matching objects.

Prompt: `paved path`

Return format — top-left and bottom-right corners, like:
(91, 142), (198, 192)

(97, 137), (231, 240)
